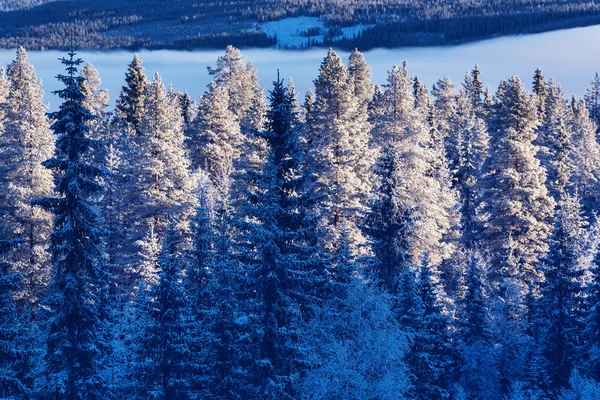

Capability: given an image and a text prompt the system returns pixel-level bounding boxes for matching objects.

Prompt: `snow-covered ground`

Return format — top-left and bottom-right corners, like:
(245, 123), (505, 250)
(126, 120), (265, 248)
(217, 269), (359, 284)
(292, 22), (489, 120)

(260, 16), (374, 48)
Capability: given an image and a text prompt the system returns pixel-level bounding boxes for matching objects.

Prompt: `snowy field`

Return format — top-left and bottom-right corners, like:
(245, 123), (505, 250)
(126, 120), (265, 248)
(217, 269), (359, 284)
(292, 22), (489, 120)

(260, 16), (374, 48)
(1, 22), (600, 109)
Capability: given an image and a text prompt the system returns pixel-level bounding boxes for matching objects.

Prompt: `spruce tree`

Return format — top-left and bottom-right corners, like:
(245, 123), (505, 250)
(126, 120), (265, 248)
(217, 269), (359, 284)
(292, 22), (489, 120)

(479, 77), (554, 287)
(132, 222), (192, 400)
(571, 98), (600, 217)
(116, 54), (147, 136)
(415, 255), (452, 399)
(585, 72), (600, 131)
(366, 142), (414, 291)
(539, 195), (586, 394)
(0, 239), (36, 399)
(347, 48), (374, 105)
(241, 74), (307, 397)
(535, 79), (574, 199)
(370, 64), (456, 266)
(451, 90), (489, 248)
(532, 67), (547, 118)
(185, 82), (241, 185)
(35, 50), (108, 400)
(458, 253), (500, 399)
(304, 48), (375, 255)
(585, 240), (600, 381)
(130, 73), (196, 281)
(0, 46), (54, 306)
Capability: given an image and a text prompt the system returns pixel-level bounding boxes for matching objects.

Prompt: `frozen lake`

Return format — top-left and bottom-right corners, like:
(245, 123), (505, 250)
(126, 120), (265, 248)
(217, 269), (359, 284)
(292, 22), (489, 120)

(2, 23), (600, 109)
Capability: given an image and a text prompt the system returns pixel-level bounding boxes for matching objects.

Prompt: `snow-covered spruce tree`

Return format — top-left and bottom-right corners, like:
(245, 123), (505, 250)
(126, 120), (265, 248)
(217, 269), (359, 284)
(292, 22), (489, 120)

(370, 64), (456, 266)
(462, 65), (484, 111)
(236, 74), (308, 398)
(478, 77), (554, 287)
(535, 79), (574, 200)
(206, 46), (269, 191)
(34, 51), (108, 400)
(201, 207), (257, 399)
(532, 67), (547, 118)
(106, 54), (149, 297)
(457, 252), (500, 399)
(130, 73), (196, 280)
(178, 90), (196, 130)
(585, 72), (600, 131)
(303, 48), (375, 255)
(432, 77), (457, 165)
(297, 280), (412, 399)
(487, 277), (530, 396)
(208, 45), (261, 121)
(539, 195), (587, 395)
(413, 255), (453, 399)
(132, 222), (192, 400)
(571, 98), (600, 218)
(185, 82), (241, 185)
(302, 88), (314, 122)
(80, 62), (110, 163)
(0, 239), (37, 399)
(347, 48), (374, 105)
(0, 68), (9, 119)
(0, 47), (54, 307)
(116, 54), (147, 137)
(81, 62), (109, 135)
(584, 239), (600, 382)
(366, 142), (415, 292)
(451, 90), (489, 248)
(184, 171), (217, 396)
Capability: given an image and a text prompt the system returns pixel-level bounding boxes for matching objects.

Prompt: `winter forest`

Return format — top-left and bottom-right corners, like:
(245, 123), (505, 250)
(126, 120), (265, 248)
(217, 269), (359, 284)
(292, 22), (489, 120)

(3, 43), (600, 399)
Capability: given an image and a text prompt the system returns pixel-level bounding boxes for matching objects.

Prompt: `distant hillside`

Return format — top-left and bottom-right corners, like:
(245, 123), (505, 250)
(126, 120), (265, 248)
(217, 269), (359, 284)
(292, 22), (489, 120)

(1, 0), (600, 50)
(0, 0), (63, 11)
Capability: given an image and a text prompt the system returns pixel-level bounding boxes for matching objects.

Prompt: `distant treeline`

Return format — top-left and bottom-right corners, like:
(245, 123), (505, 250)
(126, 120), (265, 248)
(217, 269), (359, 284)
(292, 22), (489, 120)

(2, 0), (600, 50)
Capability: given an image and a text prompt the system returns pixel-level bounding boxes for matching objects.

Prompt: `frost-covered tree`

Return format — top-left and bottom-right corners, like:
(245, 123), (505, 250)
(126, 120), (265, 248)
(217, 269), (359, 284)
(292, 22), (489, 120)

(35, 51), (108, 400)
(185, 83), (241, 186)
(539, 196), (586, 394)
(584, 239), (600, 382)
(366, 142), (415, 291)
(116, 54), (147, 136)
(132, 223), (192, 400)
(559, 370), (600, 400)
(347, 48), (374, 105)
(304, 48), (375, 255)
(208, 45), (262, 121)
(585, 72), (600, 131)
(297, 281), (412, 399)
(238, 74), (309, 398)
(370, 64), (456, 266)
(571, 98), (600, 217)
(80, 62), (109, 132)
(532, 67), (547, 117)
(0, 239), (36, 399)
(457, 253), (500, 399)
(432, 76), (457, 154)
(129, 73), (196, 280)
(535, 79), (574, 199)
(478, 77), (554, 286)
(462, 65), (485, 112)
(413, 256), (452, 399)
(0, 47), (54, 306)
(178, 90), (196, 129)
(451, 91), (488, 248)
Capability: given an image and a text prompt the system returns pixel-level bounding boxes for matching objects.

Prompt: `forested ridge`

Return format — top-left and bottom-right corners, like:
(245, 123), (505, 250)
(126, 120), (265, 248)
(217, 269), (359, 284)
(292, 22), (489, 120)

(3, 44), (600, 399)
(3, 0), (600, 50)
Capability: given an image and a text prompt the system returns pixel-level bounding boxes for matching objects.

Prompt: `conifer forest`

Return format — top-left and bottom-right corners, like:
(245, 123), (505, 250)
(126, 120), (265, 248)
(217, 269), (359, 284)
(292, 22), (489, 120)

(4, 43), (600, 399)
